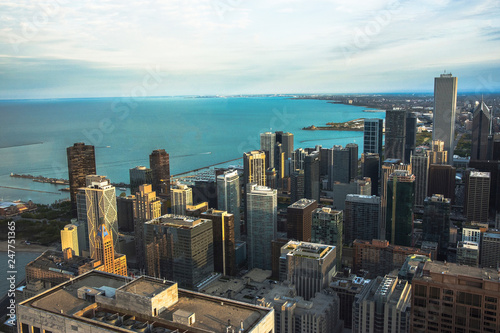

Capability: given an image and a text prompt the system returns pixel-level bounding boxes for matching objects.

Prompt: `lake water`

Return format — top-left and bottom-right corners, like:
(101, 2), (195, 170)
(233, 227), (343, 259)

(0, 251), (42, 296)
(0, 96), (385, 204)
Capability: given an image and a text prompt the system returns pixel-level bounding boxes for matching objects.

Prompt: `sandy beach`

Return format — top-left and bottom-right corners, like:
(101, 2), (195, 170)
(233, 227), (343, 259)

(0, 240), (57, 253)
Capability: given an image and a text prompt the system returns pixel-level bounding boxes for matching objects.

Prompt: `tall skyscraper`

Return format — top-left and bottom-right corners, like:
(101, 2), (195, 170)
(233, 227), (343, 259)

(290, 169), (305, 203)
(217, 169), (241, 240)
(260, 132), (276, 169)
(94, 224), (127, 276)
(346, 143), (359, 181)
(433, 73), (458, 164)
(243, 150), (266, 186)
(116, 195), (135, 232)
(361, 152), (380, 196)
(386, 170), (415, 247)
(246, 184), (277, 270)
(149, 149), (170, 199)
(281, 132), (294, 161)
(304, 151), (320, 201)
(363, 118), (383, 157)
(344, 194), (380, 245)
(411, 149), (430, 206)
(471, 100), (491, 161)
(129, 166), (153, 195)
(427, 164), (456, 203)
(81, 175), (119, 258)
(469, 160), (500, 220)
(67, 143), (96, 217)
(311, 207), (343, 268)
(287, 198), (318, 242)
(464, 171), (490, 223)
(385, 109), (406, 160)
(60, 224), (79, 256)
(405, 112), (417, 163)
(331, 145), (350, 184)
(422, 194), (451, 261)
(171, 183), (193, 215)
(429, 139), (448, 164)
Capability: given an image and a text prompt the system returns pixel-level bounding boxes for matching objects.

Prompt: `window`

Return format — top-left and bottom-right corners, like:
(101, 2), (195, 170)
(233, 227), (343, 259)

(414, 284), (427, 297)
(429, 287), (440, 299)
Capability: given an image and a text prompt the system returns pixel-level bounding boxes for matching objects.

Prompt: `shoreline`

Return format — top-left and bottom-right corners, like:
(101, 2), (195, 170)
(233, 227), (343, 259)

(0, 240), (56, 253)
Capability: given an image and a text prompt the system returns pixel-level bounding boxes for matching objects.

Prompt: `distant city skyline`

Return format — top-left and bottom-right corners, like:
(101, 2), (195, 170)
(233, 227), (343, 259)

(1, 0), (499, 99)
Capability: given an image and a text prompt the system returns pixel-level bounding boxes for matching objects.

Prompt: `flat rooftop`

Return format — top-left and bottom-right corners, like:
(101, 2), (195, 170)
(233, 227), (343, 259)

(26, 250), (97, 276)
(420, 261), (500, 281)
(120, 277), (176, 297)
(288, 198), (316, 209)
(146, 214), (211, 229)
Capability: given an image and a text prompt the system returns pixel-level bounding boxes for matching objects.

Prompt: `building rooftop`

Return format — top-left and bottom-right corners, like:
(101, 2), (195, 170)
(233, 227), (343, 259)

(282, 241), (334, 259)
(145, 214), (211, 229)
(288, 198), (316, 209)
(417, 261), (500, 282)
(345, 194), (380, 203)
(458, 241), (479, 249)
(470, 171), (491, 178)
(120, 277), (176, 298)
(26, 250), (98, 277)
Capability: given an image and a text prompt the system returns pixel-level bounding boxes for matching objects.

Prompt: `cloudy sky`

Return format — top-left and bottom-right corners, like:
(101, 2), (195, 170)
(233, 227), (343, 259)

(0, 0), (499, 99)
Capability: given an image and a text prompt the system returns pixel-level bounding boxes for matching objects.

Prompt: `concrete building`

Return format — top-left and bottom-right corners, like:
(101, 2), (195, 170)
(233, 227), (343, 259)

(129, 165), (153, 195)
(61, 224), (79, 256)
(412, 261), (500, 333)
(429, 139), (448, 165)
(363, 118), (384, 157)
(353, 275), (412, 333)
(480, 231), (500, 269)
(67, 142), (96, 217)
(185, 202), (209, 217)
(246, 184), (277, 270)
(311, 207), (343, 268)
(217, 169), (241, 240)
(331, 177), (371, 211)
(422, 194), (451, 261)
(279, 241), (337, 300)
(344, 194), (380, 245)
(17, 271), (274, 333)
(457, 241), (479, 267)
(432, 73), (458, 164)
(386, 170), (415, 247)
(149, 149), (171, 199)
(144, 214), (214, 289)
(330, 272), (370, 329)
(171, 183), (193, 216)
(464, 171), (490, 223)
(287, 198), (317, 242)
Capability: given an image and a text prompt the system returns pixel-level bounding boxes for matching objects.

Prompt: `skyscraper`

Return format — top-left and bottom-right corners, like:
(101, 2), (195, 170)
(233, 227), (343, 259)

(422, 194), (451, 261)
(304, 151), (320, 201)
(281, 132), (294, 161)
(363, 118), (383, 157)
(67, 143), (96, 217)
(116, 195), (135, 232)
(171, 183), (193, 215)
(410, 149), (429, 206)
(464, 171), (490, 223)
(471, 100), (491, 161)
(260, 132), (276, 169)
(287, 198), (318, 242)
(331, 145), (350, 184)
(429, 139), (447, 164)
(149, 149), (170, 199)
(217, 169), (241, 240)
(246, 184), (277, 270)
(346, 143), (359, 181)
(290, 169), (305, 203)
(311, 207), (343, 268)
(386, 170), (415, 247)
(344, 194), (380, 245)
(404, 112), (417, 163)
(129, 166), (153, 195)
(60, 224), (79, 256)
(433, 73), (458, 164)
(385, 109), (406, 160)
(243, 150), (266, 186)
(94, 224), (127, 276)
(361, 152), (380, 196)
(427, 164), (456, 203)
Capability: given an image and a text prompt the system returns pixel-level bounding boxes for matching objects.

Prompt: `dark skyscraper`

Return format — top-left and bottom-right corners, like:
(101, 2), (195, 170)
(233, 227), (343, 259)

(427, 164), (456, 203)
(404, 112), (417, 163)
(363, 118), (383, 157)
(471, 101), (491, 161)
(422, 194), (451, 261)
(433, 73), (457, 164)
(67, 142), (96, 217)
(129, 165), (153, 195)
(386, 170), (415, 247)
(469, 160), (500, 220)
(287, 198), (317, 242)
(291, 169), (305, 203)
(411, 149), (429, 206)
(149, 149), (170, 200)
(344, 194), (381, 245)
(304, 151), (320, 202)
(362, 153), (380, 196)
(385, 109), (406, 160)
(281, 132), (294, 161)
(464, 170), (490, 223)
(346, 143), (359, 181)
(331, 145), (350, 184)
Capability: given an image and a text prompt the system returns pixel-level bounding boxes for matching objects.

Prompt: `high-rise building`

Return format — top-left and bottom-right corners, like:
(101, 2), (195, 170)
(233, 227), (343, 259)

(246, 184), (277, 270)
(331, 177), (371, 211)
(149, 149), (170, 199)
(67, 143), (96, 217)
(129, 166), (153, 195)
(216, 169), (241, 240)
(469, 160), (500, 220)
(280, 241), (337, 300)
(346, 143), (359, 181)
(311, 207), (343, 268)
(361, 152), (380, 196)
(243, 150), (266, 186)
(432, 73), (458, 164)
(331, 145), (350, 184)
(171, 183), (193, 216)
(185, 202), (209, 217)
(260, 132), (276, 169)
(134, 184), (161, 270)
(60, 224), (79, 256)
(464, 171), (490, 223)
(287, 198), (318, 242)
(363, 118), (383, 157)
(471, 101), (492, 160)
(353, 275), (411, 333)
(94, 224), (127, 276)
(265, 167), (277, 189)
(412, 261), (500, 333)
(404, 112), (417, 163)
(480, 231), (500, 269)
(422, 194), (451, 261)
(344, 194), (380, 245)
(293, 147), (307, 171)
(330, 273), (369, 330)
(411, 149), (429, 206)
(456, 241), (479, 267)
(304, 151), (320, 201)
(386, 170), (415, 247)
(427, 164), (456, 203)
(429, 139), (448, 165)
(290, 169), (305, 203)
(144, 215), (214, 289)
(81, 175), (119, 258)
(385, 109), (407, 161)
(116, 195), (135, 232)
(201, 209), (236, 276)
(281, 132), (294, 161)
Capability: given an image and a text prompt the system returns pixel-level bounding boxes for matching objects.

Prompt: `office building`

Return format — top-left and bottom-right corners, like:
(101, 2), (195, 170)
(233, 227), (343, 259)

(191, 179), (218, 209)
(385, 109), (407, 161)
(265, 167), (277, 189)
(353, 275), (411, 333)
(412, 261), (500, 333)
(304, 151), (320, 201)
(469, 160), (500, 220)
(280, 241), (337, 300)
(290, 169), (305, 203)
(149, 149), (170, 199)
(144, 214), (214, 289)
(330, 272), (370, 329)
(60, 224), (79, 256)
(243, 150), (266, 186)
(471, 101), (492, 160)
(411, 149), (429, 206)
(185, 202), (209, 217)
(94, 224), (127, 276)
(116, 195), (135, 232)
(129, 166), (153, 195)
(260, 131), (276, 169)
(201, 209), (236, 276)
(287, 198), (317, 242)
(457, 241), (479, 267)
(386, 170), (415, 247)
(331, 145), (350, 184)
(171, 183), (193, 216)
(353, 239), (430, 279)
(429, 139), (448, 165)
(67, 142), (96, 217)
(427, 164), (456, 203)
(281, 132), (294, 161)
(480, 231), (500, 269)
(311, 207), (343, 268)
(432, 73), (458, 164)
(404, 112), (417, 163)
(344, 194), (380, 245)
(17, 271), (274, 333)
(331, 177), (371, 211)
(464, 171), (490, 223)
(346, 143), (359, 181)
(462, 222), (488, 244)
(363, 118), (384, 157)
(361, 152), (380, 195)
(246, 184), (277, 270)
(422, 194), (451, 261)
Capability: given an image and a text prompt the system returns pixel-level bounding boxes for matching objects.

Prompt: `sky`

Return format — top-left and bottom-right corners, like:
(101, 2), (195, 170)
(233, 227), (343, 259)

(0, 0), (499, 99)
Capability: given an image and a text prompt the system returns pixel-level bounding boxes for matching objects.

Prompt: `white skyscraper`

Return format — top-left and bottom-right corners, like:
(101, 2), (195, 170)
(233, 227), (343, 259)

(432, 73), (457, 164)
(217, 170), (241, 240)
(171, 183), (193, 215)
(260, 132), (276, 169)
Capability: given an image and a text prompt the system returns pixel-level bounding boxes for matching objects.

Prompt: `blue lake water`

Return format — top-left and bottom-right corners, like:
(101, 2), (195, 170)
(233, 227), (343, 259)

(0, 96), (385, 204)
